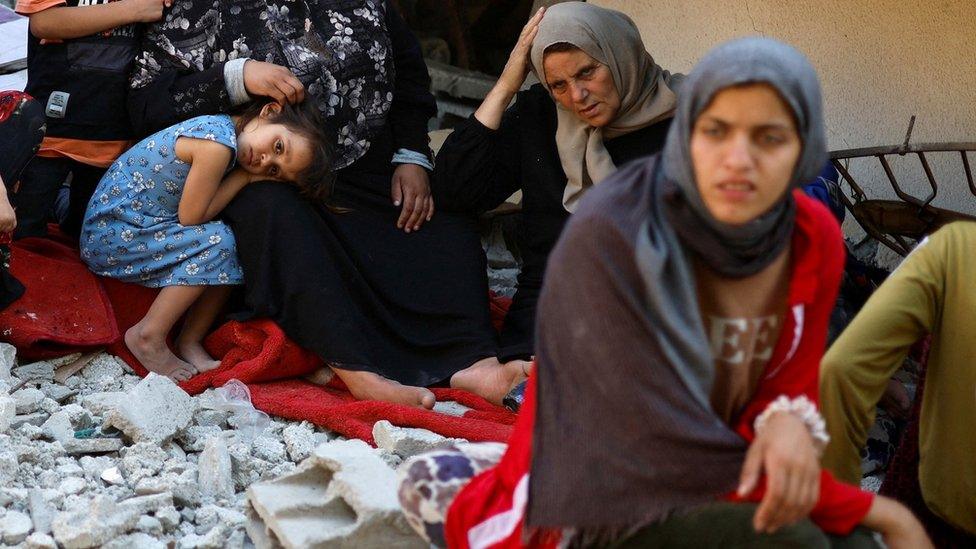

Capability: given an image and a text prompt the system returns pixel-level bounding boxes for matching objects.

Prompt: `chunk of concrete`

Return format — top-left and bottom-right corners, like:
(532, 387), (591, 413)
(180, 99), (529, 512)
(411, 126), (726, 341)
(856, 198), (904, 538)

(102, 373), (195, 443)
(11, 412), (48, 430)
(0, 394), (15, 432)
(29, 488), (55, 534)
(103, 532), (167, 549)
(51, 495), (141, 549)
(246, 439), (424, 548)
(0, 343), (15, 381)
(63, 438), (124, 455)
(372, 420), (461, 459)
(282, 424), (317, 463)
(198, 436), (234, 501)
(118, 492), (174, 515)
(25, 532), (57, 549)
(12, 361), (55, 382)
(0, 509), (33, 544)
(432, 400), (474, 417)
(41, 412), (74, 443)
(12, 387), (45, 414)
(79, 391), (126, 416)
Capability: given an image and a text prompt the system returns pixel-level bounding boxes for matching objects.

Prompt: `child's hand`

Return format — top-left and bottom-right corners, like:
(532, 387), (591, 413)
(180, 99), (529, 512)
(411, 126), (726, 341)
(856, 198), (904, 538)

(243, 61), (305, 105)
(391, 164), (434, 233)
(124, 0), (171, 23)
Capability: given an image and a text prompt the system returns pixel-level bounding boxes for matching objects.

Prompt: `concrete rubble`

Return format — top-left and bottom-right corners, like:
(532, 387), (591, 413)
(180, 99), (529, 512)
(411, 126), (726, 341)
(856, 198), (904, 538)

(0, 344), (465, 547)
(373, 420), (463, 459)
(246, 439), (425, 549)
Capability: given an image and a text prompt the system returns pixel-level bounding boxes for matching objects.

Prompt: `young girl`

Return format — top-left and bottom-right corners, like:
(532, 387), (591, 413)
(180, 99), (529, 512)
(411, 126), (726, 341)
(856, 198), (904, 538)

(81, 101), (331, 381)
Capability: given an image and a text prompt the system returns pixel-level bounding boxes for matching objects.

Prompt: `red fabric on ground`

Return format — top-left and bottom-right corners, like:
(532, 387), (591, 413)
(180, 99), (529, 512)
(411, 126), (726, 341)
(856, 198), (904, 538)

(0, 233), (118, 359)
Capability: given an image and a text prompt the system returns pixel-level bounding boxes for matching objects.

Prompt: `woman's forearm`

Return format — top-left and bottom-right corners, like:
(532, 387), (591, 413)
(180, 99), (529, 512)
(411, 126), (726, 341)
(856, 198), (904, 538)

(474, 84), (519, 131)
(861, 496), (932, 548)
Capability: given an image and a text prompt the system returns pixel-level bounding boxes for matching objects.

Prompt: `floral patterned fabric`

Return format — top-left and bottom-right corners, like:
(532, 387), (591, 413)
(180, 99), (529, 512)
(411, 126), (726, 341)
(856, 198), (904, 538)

(130, 0), (394, 170)
(397, 443), (507, 547)
(80, 115), (243, 287)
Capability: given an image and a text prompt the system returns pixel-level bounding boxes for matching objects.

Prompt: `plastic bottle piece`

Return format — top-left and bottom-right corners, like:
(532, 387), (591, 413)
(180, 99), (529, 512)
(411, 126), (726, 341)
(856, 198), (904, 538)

(207, 379), (254, 413)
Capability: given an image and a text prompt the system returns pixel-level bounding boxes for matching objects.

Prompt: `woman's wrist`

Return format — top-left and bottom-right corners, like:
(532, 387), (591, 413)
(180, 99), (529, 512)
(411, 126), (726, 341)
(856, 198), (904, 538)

(754, 395), (829, 455)
(474, 85), (516, 130)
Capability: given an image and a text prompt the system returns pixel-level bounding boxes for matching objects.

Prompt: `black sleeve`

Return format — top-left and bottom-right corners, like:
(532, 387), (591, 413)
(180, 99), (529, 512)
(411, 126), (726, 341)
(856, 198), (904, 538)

(128, 52), (234, 138)
(430, 105), (523, 214)
(384, 1), (437, 159)
(497, 269), (542, 361)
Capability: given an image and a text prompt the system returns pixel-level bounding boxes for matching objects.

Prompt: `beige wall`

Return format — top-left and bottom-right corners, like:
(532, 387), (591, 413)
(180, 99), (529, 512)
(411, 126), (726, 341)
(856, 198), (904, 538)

(593, 0), (976, 215)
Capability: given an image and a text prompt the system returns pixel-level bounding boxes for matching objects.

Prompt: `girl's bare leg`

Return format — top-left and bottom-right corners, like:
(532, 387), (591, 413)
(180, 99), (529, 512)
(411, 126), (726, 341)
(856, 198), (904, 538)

(125, 285), (206, 382)
(176, 285), (233, 373)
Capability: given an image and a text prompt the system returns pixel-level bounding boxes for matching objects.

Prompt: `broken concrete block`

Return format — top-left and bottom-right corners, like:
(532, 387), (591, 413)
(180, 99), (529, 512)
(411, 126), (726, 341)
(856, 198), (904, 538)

(156, 505), (181, 531)
(0, 394), (15, 432)
(41, 412), (74, 443)
(136, 515), (163, 537)
(51, 494), (141, 549)
(282, 424), (316, 463)
(13, 387), (45, 414)
(60, 404), (94, 430)
(372, 420), (461, 459)
(198, 436), (234, 501)
(193, 409), (229, 428)
(118, 492), (174, 515)
(178, 425), (223, 452)
(0, 343), (15, 381)
(251, 436), (287, 463)
(79, 455), (115, 480)
(100, 466), (124, 485)
(28, 488), (55, 534)
(432, 400), (474, 417)
(12, 361), (55, 382)
(0, 509), (33, 544)
(102, 373), (195, 443)
(120, 442), (168, 479)
(40, 384), (77, 404)
(59, 476), (87, 495)
(11, 412), (48, 430)
(25, 532), (57, 549)
(0, 451), (18, 485)
(79, 391), (126, 416)
(247, 439), (425, 549)
(62, 438), (124, 455)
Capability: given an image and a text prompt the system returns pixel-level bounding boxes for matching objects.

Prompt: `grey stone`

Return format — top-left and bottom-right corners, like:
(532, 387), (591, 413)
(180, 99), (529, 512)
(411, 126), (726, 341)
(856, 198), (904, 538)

(12, 388), (45, 414)
(102, 373), (195, 443)
(49, 353), (83, 368)
(100, 466), (124, 485)
(120, 442), (168, 478)
(28, 488), (55, 534)
(432, 400), (474, 417)
(40, 412), (74, 443)
(40, 384), (77, 404)
(0, 343), (15, 382)
(155, 505), (181, 531)
(135, 515), (163, 537)
(78, 455), (115, 480)
(12, 361), (55, 382)
(372, 420), (461, 459)
(246, 439), (424, 549)
(52, 495), (141, 549)
(282, 423), (316, 463)
(54, 459), (84, 477)
(0, 451), (18, 486)
(252, 436), (287, 463)
(199, 436), (234, 501)
(11, 412), (48, 430)
(63, 438), (124, 455)
(38, 397), (60, 414)
(0, 395), (15, 432)
(193, 409), (229, 428)
(103, 532), (167, 549)
(0, 509), (32, 544)
(60, 404), (93, 430)
(59, 476), (87, 495)
(118, 492), (174, 515)
(25, 532), (57, 549)
(79, 392), (126, 416)
(178, 425), (223, 452)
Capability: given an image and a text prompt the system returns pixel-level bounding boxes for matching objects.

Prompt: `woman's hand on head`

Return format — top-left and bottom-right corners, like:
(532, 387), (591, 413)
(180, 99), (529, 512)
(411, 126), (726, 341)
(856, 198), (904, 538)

(391, 164), (434, 233)
(737, 411), (820, 534)
(243, 61), (305, 105)
(497, 7), (545, 95)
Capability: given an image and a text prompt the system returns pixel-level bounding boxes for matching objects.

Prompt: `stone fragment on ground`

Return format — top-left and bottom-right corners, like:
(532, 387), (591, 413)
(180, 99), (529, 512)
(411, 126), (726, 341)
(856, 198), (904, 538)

(372, 420), (463, 459)
(246, 439), (425, 548)
(0, 393), (16, 432)
(13, 387), (45, 414)
(0, 342), (15, 382)
(102, 373), (196, 444)
(0, 509), (33, 544)
(198, 436), (234, 502)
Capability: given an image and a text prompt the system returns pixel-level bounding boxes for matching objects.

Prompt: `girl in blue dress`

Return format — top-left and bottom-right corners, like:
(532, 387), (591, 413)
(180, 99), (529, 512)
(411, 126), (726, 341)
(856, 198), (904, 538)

(81, 101), (331, 381)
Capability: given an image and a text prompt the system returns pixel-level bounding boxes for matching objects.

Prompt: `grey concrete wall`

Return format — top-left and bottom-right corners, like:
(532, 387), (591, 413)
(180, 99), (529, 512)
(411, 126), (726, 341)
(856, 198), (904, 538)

(592, 0), (976, 218)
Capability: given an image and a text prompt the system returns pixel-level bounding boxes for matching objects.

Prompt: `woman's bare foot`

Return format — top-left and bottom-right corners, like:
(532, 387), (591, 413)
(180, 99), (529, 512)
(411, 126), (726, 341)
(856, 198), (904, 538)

(176, 337), (221, 374)
(125, 324), (197, 382)
(332, 368), (435, 409)
(450, 357), (529, 406)
(304, 367), (335, 386)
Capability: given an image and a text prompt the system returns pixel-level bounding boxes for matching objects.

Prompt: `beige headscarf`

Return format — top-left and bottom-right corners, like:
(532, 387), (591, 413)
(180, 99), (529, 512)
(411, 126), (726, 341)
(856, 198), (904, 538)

(530, 2), (681, 212)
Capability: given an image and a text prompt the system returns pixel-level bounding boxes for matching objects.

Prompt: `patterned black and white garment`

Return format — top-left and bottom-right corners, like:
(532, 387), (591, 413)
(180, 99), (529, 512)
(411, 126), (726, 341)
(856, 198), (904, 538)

(126, 0), (499, 386)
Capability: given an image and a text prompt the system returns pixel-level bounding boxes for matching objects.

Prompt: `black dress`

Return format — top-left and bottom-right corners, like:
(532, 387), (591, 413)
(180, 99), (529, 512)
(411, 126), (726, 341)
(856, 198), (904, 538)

(125, 2), (497, 386)
(432, 84), (671, 361)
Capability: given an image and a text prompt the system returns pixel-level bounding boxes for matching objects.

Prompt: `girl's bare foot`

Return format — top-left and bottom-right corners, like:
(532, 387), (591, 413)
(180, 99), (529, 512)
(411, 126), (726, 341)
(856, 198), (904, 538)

(450, 357), (529, 406)
(125, 324), (197, 382)
(176, 337), (221, 374)
(332, 368), (435, 409)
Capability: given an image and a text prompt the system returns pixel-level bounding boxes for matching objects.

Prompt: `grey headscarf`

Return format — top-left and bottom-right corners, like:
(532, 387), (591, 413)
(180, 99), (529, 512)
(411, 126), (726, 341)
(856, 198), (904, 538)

(528, 37), (827, 541)
(529, 2), (680, 212)
(662, 36), (827, 277)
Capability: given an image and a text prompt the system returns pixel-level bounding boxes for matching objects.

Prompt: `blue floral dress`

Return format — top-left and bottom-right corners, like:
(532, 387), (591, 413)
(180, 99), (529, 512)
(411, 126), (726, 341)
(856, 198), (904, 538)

(80, 115), (243, 288)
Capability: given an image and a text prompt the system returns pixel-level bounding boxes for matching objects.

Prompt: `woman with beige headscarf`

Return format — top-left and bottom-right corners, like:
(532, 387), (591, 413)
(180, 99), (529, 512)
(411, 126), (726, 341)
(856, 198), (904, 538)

(436, 2), (681, 405)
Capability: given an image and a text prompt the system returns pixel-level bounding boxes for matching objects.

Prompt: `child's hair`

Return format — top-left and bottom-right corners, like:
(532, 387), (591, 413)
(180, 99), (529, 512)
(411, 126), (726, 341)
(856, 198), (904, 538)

(234, 100), (336, 203)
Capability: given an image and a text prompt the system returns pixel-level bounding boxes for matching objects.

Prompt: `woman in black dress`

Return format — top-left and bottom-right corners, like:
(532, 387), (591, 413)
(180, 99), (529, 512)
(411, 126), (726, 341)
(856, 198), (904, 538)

(126, 0), (504, 407)
(433, 3), (683, 401)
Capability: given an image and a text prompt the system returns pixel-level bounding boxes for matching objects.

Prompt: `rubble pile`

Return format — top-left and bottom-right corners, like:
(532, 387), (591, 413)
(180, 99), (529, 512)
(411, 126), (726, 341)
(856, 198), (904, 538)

(0, 343), (460, 548)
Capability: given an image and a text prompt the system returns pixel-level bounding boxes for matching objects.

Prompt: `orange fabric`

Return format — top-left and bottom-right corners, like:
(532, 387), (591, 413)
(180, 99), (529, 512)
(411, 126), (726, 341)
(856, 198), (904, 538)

(37, 137), (130, 168)
(15, 0), (65, 15)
